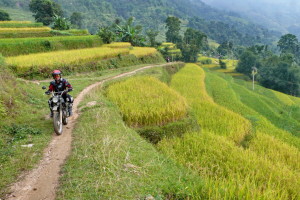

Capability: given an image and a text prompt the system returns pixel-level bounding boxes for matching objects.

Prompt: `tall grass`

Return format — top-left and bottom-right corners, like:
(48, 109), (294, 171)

(106, 76), (187, 127)
(56, 90), (205, 199)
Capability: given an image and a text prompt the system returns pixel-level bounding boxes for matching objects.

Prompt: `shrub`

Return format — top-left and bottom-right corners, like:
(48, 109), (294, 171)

(200, 58), (212, 64)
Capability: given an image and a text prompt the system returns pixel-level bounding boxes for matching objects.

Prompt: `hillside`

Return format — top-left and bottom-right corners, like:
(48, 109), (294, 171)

(0, 0), (280, 45)
(1, 18), (300, 200)
(53, 62), (300, 199)
(201, 0), (300, 38)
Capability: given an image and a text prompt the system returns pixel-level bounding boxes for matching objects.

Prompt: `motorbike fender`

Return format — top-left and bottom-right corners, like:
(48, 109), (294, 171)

(53, 106), (59, 111)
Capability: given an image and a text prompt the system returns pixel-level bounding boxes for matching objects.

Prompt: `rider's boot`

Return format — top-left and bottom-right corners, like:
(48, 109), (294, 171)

(68, 104), (73, 116)
(48, 99), (53, 118)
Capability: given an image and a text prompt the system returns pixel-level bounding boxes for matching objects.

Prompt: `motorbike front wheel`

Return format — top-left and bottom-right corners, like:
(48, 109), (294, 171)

(62, 109), (68, 125)
(53, 110), (63, 135)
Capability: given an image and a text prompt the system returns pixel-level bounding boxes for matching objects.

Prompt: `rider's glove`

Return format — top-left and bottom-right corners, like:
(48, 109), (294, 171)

(45, 91), (51, 95)
(67, 88), (73, 92)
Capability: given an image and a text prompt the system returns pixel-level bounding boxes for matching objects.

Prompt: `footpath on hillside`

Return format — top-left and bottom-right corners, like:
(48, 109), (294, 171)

(6, 63), (174, 200)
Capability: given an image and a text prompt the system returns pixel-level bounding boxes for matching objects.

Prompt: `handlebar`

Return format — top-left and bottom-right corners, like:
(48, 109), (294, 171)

(45, 90), (68, 95)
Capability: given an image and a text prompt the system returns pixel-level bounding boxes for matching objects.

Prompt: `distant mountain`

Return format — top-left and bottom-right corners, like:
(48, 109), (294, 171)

(201, 0), (300, 38)
(0, 0), (281, 45)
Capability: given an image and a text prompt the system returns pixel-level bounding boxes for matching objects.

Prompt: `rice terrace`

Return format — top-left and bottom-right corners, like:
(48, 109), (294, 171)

(0, 0), (300, 199)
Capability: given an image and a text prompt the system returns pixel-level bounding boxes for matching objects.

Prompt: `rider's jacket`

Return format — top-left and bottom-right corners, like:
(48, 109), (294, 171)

(48, 78), (73, 92)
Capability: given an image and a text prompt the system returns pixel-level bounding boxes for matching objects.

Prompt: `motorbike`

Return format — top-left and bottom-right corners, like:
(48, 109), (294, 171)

(42, 86), (69, 135)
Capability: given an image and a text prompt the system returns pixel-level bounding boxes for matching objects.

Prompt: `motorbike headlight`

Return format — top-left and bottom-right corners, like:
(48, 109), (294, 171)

(53, 97), (59, 103)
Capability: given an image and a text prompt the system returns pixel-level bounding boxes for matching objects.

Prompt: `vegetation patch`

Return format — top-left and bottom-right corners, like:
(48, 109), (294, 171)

(7, 46), (129, 77)
(129, 47), (158, 57)
(0, 35), (102, 56)
(106, 76), (188, 127)
(3, 124), (42, 143)
(62, 29), (90, 35)
(0, 27), (51, 33)
(136, 114), (199, 144)
(103, 42), (132, 48)
(0, 21), (43, 28)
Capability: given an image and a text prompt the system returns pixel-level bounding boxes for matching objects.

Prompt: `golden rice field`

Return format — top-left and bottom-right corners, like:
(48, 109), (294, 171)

(6, 46), (130, 69)
(158, 131), (300, 199)
(205, 72), (300, 168)
(0, 21), (32, 24)
(129, 47), (158, 57)
(198, 55), (219, 64)
(157, 63), (300, 199)
(103, 42), (132, 48)
(106, 76), (187, 127)
(169, 63), (251, 143)
(0, 27), (51, 33)
(161, 42), (175, 47)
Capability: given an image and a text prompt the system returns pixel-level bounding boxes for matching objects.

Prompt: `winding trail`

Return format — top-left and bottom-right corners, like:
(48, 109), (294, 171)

(6, 63), (174, 200)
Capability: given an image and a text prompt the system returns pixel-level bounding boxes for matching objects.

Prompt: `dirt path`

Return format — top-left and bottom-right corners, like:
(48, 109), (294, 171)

(5, 63), (174, 200)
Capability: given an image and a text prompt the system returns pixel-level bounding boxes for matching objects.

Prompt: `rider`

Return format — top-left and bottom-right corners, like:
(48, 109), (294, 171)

(45, 70), (74, 117)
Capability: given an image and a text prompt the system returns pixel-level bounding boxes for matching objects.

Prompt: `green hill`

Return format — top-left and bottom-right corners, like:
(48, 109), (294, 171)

(0, 0), (280, 45)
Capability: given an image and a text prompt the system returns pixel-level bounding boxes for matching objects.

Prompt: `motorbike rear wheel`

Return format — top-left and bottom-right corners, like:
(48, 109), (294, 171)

(53, 110), (63, 135)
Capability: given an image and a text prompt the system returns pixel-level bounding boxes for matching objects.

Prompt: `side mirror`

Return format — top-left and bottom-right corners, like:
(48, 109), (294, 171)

(42, 86), (47, 90)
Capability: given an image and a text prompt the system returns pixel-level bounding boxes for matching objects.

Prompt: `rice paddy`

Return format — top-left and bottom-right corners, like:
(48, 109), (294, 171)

(129, 47), (158, 57)
(156, 63), (300, 199)
(0, 35), (103, 56)
(106, 76), (187, 127)
(0, 27), (51, 33)
(6, 46), (130, 70)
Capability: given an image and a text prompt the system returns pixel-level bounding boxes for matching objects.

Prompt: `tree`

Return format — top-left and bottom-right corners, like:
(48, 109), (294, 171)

(29, 0), (63, 25)
(277, 34), (299, 55)
(179, 28), (208, 62)
(236, 50), (260, 76)
(184, 28), (208, 50)
(52, 15), (70, 30)
(180, 43), (198, 62)
(0, 9), (11, 21)
(258, 56), (300, 96)
(114, 17), (145, 46)
(97, 26), (115, 44)
(219, 59), (227, 69)
(165, 16), (182, 44)
(146, 29), (159, 47)
(70, 12), (84, 29)
(217, 41), (234, 58)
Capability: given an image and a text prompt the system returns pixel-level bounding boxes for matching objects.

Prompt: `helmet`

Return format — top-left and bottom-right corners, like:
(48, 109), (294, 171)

(52, 70), (61, 79)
